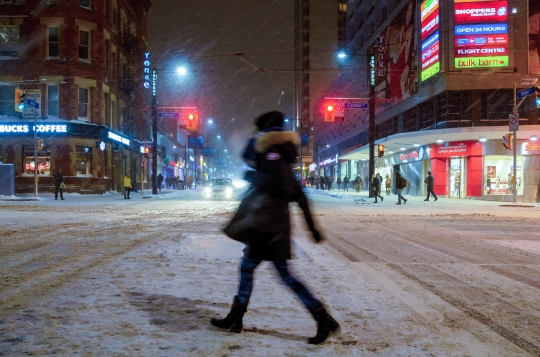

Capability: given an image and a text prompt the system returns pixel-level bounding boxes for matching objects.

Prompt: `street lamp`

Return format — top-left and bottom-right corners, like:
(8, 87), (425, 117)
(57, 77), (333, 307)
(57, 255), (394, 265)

(151, 66), (187, 195)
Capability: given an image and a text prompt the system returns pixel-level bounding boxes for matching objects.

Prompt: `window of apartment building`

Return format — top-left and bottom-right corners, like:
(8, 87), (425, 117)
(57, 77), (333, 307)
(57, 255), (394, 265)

(338, 3), (346, 12)
(80, 0), (90, 8)
(47, 27), (59, 58)
(110, 99), (115, 128)
(0, 26), (19, 58)
(79, 29), (90, 60)
(0, 86), (16, 117)
(78, 87), (89, 119)
(75, 146), (92, 176)
(47, 85), (59, 117)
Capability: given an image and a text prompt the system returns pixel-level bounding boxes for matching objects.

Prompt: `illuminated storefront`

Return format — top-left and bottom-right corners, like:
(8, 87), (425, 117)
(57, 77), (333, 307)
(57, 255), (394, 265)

(453, 0), (510, 69)
(0, 121), (143, 193)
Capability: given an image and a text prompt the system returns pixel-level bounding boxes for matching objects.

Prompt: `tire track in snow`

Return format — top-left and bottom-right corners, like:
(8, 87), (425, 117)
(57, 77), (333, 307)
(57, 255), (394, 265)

(325, 227), (540, 356)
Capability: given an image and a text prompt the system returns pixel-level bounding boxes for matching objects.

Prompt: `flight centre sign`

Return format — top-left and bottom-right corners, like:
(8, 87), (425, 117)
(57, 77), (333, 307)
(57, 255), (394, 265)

(453, 0), (509, 69)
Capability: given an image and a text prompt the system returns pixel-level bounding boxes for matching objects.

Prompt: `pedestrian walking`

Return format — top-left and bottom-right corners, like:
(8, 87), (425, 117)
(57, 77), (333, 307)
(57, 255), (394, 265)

(343, 175), (349, 191)
(336, 176), (342, 190)
(215, 110), (340, 345)
(372, 174), (384, 203)
(395, 172), (408, 205)
(354, 175), (362, 192)
(385, 173), (391, 195)
(157, 173), (164, 191)
(326, 176), (333, 191)
(187, 175), (194, 189)
(377, 172), (383, 187)
(123, 174), (132, 199)
(424, 171), (438, 201)
(53, 168), (65, 200)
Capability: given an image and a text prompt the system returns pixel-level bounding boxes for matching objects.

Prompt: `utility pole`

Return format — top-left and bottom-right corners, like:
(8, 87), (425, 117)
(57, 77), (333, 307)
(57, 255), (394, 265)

(152, 68), (158, 195)
(33, 107), (38, 197)
(368, 49), (375, 198)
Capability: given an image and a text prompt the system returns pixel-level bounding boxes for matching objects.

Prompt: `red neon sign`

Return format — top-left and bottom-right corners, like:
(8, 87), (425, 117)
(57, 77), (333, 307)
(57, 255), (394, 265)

(422, 41), (439, 64)
(421, 9), (439, 40)
(454, 1), (508, 24)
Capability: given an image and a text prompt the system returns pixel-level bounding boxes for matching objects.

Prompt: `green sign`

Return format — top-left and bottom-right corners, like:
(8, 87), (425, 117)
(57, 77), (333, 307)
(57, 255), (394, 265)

(455, 56), (508, 69)
(421, 62), (440, 81)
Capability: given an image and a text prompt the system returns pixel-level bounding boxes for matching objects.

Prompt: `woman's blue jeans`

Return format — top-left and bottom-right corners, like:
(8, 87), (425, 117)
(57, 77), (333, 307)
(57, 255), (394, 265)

(237, 257), (322, 312)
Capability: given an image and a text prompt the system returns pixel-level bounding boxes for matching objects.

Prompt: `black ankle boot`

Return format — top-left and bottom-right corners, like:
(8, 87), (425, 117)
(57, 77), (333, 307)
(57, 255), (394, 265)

(211, 296), (247, 333)
(308, 307), (340, 344)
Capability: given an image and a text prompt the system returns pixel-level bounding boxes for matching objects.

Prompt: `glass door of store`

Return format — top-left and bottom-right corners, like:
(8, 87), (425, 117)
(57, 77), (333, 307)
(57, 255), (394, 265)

(449, 157), (466, 198)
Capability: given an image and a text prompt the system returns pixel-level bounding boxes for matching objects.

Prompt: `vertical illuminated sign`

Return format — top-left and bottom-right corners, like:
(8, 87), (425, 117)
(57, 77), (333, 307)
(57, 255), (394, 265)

(453, 0), (509, 69)
(421, 0), (440, 81)
(143, 52), (151, 89)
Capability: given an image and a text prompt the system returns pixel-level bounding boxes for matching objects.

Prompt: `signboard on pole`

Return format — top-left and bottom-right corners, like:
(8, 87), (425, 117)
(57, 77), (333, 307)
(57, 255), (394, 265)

(509, 113), (519, 132)
(158, 112), (179, 118)
(345, 102), (368, 109)
(516, 86), (535, 100)
(334, 102), (344, 122)
(22, 90), (41, 119)
(521, 78), (538, 85)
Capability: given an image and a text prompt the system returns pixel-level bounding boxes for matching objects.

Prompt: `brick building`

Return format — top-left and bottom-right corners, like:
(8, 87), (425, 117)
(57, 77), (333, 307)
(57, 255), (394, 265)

(0, 0), (152, 194)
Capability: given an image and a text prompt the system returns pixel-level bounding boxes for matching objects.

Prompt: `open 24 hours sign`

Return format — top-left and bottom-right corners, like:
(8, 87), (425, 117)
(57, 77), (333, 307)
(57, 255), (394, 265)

(453, 0), (509, 69)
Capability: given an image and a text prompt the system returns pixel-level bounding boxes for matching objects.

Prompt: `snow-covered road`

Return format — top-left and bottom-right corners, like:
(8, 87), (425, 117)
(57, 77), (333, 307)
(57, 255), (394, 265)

(0, 189), (539, 356)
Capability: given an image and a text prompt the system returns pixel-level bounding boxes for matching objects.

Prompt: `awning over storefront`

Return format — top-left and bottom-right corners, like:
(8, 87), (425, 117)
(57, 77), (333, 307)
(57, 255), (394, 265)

(339, 125), (540, 160)
(0, 119), (143, 152)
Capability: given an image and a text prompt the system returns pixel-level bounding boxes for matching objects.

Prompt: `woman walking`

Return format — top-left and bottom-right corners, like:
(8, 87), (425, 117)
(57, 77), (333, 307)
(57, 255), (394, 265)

(213, 111), (340, 345)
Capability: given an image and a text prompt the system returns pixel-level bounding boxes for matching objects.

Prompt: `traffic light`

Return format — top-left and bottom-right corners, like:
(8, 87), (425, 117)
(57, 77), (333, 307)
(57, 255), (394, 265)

(536, 86), (540, 109)
(324, 103), (335, 122)
(15, 88), (25, 112)
(502, 134), (513, 150)
(37, 139), (45, 151)
(186, 112), (199, 131)
(377, 144), (385, 157)
(143, 146), (151, 157)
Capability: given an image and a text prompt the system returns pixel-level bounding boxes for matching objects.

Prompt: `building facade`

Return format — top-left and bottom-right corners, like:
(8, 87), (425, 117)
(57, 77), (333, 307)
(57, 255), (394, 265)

(315, 0), (540, 202)
(0, 0), (156, 194)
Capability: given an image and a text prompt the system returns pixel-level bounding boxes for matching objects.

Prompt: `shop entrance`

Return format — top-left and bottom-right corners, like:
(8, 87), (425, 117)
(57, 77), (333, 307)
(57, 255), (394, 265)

(449, 157), (465, 198)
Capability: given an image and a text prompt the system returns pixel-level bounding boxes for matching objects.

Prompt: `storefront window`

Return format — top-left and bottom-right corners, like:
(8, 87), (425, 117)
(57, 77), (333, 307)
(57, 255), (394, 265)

(75, 146), (92, 176)
(23, 145), (51, 175)
(484, 155), (524, 196)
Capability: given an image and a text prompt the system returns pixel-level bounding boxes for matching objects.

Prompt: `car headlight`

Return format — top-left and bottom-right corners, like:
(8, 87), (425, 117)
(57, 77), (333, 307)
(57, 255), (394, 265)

(204, 187), (212, 193)
(225, 187), (233, 194)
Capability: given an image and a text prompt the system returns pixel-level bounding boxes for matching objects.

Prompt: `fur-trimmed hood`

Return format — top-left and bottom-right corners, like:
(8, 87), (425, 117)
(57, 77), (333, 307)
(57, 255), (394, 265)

(254, 131), (300, 153)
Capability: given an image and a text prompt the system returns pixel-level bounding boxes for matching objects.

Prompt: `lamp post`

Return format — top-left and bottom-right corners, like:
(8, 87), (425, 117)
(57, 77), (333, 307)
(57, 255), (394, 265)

(150, 66), (188, 195)
(151, 68), (158, 195)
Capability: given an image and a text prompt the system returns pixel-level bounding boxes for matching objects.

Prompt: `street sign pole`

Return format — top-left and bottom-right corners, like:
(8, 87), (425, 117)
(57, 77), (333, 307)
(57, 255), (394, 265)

(33, 108), (38, 198)
(152, 69), (158, 195)
(512, 83), (517, 203)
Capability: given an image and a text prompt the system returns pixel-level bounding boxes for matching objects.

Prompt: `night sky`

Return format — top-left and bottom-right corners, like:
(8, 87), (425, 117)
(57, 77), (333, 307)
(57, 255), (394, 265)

(148, 0), (296, 164)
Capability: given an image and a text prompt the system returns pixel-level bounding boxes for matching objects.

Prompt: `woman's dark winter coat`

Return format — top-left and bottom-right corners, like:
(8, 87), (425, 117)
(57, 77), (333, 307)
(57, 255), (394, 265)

(226, 129), (314, 261)
(53, 171), (63, 185)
